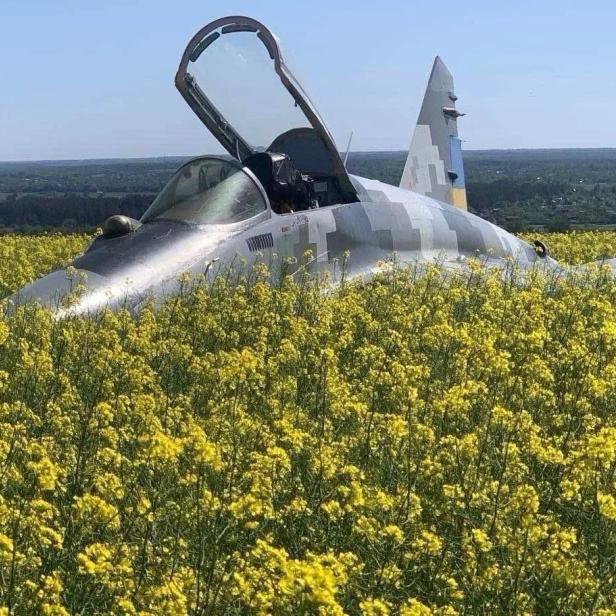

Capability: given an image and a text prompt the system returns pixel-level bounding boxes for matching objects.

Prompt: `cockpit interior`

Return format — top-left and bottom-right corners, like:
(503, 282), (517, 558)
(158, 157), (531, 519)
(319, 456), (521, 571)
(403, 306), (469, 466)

(243, 127), (351, 215)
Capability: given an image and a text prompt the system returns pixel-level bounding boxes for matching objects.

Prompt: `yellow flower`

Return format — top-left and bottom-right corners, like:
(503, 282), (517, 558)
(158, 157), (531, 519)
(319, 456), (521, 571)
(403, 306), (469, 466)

(77, 543), (115, 576)
(381, 524), (405, 545)
(471, 528), (493, 553)
(360, 598), (391, 615)
(412, 530), (442, 555)
(597, 493), (616, 520)
(321, 500), (343, 519)
(400, 598), (432, 616)
(73, 493), (119, 530)
(0, 534), (13, 564)
(26, 457), (60, 492)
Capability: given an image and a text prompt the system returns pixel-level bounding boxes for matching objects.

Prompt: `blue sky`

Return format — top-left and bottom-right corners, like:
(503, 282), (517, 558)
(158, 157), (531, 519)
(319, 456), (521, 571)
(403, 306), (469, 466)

(1, 0), (615, 160)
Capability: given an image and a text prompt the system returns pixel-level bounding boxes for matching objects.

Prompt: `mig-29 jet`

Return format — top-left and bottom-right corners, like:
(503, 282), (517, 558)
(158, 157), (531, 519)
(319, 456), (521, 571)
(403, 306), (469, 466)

(14, 15), (553, 315)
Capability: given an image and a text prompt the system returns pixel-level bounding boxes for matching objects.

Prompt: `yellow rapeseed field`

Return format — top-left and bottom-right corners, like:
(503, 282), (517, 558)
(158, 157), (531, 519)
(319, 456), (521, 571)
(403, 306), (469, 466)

(520, 231), (616, 265)
(1, 232), (616, 615)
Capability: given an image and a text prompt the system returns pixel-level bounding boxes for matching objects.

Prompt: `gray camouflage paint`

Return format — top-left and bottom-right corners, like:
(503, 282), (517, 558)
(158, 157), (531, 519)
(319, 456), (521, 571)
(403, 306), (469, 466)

(399, 57), (467, 209)
(10, 17), (559, 316)
(11, 171), (548, 316)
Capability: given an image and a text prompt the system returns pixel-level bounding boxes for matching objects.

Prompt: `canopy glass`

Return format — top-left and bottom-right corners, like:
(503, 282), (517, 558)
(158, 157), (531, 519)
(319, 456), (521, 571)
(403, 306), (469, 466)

(141, 157), (267, 226)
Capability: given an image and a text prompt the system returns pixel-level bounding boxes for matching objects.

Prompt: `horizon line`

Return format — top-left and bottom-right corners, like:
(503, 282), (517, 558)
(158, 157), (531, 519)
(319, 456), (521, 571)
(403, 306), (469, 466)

(2, 146), (616, 165)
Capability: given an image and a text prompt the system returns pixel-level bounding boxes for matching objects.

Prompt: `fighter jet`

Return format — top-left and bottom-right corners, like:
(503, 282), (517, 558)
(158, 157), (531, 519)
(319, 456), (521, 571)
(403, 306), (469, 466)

(13, 15), (552, 315)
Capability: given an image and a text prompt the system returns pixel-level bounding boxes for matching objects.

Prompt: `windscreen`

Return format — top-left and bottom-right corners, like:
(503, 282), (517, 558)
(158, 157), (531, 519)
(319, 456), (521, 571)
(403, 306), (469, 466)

(141, 158), (267, 225)
(186, 29), (311, 151)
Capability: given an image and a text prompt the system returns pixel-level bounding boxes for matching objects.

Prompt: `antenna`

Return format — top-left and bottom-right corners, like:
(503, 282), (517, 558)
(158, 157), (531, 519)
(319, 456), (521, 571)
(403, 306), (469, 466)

(343, 131), (354, 168)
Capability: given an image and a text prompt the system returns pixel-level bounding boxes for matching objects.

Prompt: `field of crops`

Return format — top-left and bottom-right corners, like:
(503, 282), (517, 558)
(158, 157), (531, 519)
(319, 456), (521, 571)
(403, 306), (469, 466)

(2, 232), (616, 615)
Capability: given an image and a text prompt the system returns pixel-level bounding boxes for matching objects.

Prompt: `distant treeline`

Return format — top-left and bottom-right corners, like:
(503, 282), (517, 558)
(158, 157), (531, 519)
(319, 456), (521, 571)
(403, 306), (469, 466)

(1, 149), (616, 232)
(0, 194), (152, 230)
(467, 180), (565, 211)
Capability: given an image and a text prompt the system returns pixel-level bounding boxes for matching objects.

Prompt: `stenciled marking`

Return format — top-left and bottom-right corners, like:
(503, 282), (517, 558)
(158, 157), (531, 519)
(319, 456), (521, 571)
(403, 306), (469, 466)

(246, 233), (274, 252)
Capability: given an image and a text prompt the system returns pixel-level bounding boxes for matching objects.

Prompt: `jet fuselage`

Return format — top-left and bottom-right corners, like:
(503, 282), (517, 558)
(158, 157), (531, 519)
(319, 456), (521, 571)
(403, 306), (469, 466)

(13, 168), (547, 316)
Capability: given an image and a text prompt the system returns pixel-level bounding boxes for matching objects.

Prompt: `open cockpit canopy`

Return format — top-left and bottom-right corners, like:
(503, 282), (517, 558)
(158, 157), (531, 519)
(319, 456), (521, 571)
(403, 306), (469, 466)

(175, 16), (357, 204)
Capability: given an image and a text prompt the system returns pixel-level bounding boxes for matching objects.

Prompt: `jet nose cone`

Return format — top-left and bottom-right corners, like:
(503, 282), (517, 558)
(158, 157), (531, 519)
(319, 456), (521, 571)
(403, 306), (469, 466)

(9, 268), (115, 316)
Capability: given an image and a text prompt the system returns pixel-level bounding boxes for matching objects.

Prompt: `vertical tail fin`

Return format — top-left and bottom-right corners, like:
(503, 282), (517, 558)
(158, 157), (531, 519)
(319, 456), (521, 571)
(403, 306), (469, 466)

(399, 57), (467, 210)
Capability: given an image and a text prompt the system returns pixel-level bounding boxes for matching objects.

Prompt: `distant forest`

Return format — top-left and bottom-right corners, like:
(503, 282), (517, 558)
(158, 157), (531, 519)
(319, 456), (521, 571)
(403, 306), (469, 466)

(1, 149), (615, 232)
(0, 194), (151, 231)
